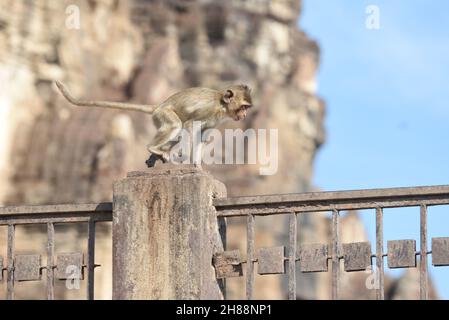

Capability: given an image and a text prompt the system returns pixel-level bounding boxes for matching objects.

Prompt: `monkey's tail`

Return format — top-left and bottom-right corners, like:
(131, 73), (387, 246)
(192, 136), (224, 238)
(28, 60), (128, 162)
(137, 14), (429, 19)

(54, 81), (157, 114)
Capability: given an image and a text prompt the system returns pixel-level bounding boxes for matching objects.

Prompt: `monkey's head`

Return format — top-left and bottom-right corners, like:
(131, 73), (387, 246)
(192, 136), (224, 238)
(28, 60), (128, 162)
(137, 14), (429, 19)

(222, 84), (253, 121)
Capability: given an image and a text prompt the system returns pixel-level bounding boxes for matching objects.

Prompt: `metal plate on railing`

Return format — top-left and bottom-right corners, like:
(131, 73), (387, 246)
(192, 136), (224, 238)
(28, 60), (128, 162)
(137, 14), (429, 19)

(387, 240), (416, 269)
(299, 243), (328, 273)
(343, 242), (372, 272)
(14, 254), (41, 281)
(213, 250), (243, 279)
(56, 253), (84, 280)
(432, 237), (449, 266)
(257, 247), (285, 275)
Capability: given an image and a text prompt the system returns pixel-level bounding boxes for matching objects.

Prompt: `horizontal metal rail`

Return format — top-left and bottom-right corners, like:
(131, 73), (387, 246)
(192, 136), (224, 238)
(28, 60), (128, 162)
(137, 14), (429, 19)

(213, 185), (449, 217)
(0, 202), (112, 215)
(0, 203), (113, 225)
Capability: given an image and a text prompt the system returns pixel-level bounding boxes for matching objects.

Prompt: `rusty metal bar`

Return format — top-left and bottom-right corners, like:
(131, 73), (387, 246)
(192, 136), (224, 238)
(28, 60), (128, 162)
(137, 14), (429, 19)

(0, 202), (112, 216)
(47, 223), (55, 300)
(246, 214), (254, 300)
(214, 185), (449, 217)
(376, 207), (384, 300)
(0, 203), (112, 225)
(0, 213), (111, 226)
(420, 204), (428, 300)
(215, 185), (449, 207)
(215, 198), (449, 217)
(87, 220), (96, 300)
(331, 210), (339, 300)
(288, 212), (297, 300)
(7, 224), (15, 300)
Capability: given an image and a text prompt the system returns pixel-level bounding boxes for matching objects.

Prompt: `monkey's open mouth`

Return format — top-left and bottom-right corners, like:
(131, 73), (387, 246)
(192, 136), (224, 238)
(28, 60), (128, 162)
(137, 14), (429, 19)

(235, 113), (247, 121)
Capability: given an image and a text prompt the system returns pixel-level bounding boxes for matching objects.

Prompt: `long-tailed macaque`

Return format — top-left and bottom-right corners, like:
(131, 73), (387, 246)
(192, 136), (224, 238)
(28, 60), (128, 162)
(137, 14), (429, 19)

(55, 81), (253, 167)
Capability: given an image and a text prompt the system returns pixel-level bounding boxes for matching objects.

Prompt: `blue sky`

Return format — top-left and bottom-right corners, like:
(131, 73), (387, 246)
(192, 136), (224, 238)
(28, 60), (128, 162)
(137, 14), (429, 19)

(300, 0), (449, 299)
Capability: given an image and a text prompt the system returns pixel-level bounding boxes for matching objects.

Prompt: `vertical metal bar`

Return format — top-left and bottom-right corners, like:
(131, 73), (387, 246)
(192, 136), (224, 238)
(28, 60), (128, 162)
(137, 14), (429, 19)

(7, 224), (15, 300)
(288, 212), (297, 300)
(376, 207), (385, 300)
(218, 217), (227, 300)
(420, 204), (428, 300)
(87, 220), (96, 300)
(331, 210), (340, 300)
(47, 223), (55, 300)
(246, 214), (254, 300)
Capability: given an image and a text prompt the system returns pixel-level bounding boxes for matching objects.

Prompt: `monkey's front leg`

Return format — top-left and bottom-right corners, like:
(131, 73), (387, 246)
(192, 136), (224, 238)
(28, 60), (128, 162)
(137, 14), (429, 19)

(183, 120), (204, 165)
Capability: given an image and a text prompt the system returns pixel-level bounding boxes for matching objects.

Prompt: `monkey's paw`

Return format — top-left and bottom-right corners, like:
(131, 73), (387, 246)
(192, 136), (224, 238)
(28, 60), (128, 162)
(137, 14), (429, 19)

(146, 154), (161, 168)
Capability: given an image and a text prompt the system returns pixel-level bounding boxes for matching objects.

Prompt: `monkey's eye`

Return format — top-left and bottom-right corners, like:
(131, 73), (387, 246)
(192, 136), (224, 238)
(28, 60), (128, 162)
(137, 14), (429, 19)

(241, 105), (251, 110)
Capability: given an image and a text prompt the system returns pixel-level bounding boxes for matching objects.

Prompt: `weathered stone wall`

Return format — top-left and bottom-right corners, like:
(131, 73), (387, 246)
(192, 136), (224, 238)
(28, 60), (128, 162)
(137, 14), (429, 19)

(0, 0), (145, 205)
(0, 0), (324, 205)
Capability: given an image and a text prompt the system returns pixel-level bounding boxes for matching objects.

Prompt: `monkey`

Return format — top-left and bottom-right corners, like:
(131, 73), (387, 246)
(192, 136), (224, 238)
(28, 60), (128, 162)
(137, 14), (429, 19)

(54, 81), (253, 167)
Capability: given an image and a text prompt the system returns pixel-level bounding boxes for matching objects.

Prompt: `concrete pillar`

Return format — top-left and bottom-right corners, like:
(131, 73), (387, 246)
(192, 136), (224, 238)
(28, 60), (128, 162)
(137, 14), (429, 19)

(112, 164), (226, 300)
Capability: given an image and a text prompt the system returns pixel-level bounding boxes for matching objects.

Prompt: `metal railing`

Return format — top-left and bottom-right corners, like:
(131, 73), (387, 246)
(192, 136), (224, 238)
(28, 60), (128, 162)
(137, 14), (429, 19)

(2, 184), (449, 300)
(212, 185), (449, 300)
(0, 203), (112, 300)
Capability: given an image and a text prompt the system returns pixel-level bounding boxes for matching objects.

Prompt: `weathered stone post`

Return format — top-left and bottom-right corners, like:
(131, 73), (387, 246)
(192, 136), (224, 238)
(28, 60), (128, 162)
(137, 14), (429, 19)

(112, 164), (226, 300)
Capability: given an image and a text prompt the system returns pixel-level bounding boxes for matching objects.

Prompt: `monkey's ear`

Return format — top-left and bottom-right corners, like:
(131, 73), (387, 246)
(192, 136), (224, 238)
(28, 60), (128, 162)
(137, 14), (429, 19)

(241, 84), (252, 95)
(222, 89), (234, 104)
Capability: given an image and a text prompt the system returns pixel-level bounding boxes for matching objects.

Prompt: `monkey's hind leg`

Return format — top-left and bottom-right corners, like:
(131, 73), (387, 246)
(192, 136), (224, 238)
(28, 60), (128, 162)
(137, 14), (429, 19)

(147, 108), (182, 165)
